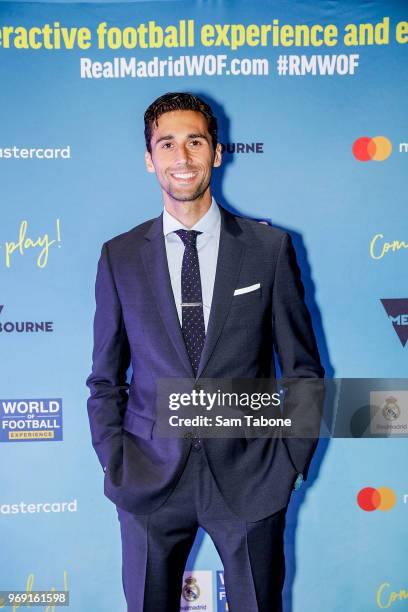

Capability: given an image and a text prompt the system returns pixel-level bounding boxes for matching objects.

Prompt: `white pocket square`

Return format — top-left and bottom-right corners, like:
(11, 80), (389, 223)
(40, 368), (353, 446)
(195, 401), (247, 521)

(233, 283), (261, 296)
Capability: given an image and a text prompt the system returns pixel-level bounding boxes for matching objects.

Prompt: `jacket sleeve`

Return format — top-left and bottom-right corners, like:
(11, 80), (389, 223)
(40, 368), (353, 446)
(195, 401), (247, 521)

(86, 242), (131, 470)
(272, 232), (325, 480)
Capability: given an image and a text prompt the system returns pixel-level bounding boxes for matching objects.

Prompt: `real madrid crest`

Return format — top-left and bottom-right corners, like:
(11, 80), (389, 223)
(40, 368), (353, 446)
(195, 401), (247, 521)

(381, 396), (401, 421)
(182, 575), (201, 602)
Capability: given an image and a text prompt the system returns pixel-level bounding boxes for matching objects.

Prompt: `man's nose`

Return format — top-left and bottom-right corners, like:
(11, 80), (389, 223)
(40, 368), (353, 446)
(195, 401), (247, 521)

(175, 144), (190, 165)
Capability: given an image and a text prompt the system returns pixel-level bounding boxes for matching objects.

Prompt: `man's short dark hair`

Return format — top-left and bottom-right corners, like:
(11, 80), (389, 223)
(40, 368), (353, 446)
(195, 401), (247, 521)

(144, 92), (218, 154)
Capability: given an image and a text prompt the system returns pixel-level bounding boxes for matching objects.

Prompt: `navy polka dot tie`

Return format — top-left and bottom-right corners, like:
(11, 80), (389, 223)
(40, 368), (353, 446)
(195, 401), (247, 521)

(175, 229), (206, 376)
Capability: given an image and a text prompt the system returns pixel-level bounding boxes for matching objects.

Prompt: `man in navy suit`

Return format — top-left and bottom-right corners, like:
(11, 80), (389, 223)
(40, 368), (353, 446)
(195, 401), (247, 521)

(87, 92), (324, 611)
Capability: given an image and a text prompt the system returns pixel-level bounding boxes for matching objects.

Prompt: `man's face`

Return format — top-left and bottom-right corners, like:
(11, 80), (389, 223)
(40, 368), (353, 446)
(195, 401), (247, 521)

(145, 110), (221, 206)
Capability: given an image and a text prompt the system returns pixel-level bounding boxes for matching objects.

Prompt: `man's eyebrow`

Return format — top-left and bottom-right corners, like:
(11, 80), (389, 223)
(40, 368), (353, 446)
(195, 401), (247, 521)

(154, 135), (173, 145)
(187, 132), (210, 141)
(153, 133), (210, 146)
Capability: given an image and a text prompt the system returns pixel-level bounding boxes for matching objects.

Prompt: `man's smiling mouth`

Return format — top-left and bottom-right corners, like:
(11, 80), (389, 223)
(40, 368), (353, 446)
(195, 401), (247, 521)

(170, 171), (200, 183)
(171, 172), (197, 179)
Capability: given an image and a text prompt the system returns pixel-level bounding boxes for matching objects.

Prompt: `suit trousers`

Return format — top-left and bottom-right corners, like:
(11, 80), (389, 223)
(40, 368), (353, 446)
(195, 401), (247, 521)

(116, 443), (287, 612)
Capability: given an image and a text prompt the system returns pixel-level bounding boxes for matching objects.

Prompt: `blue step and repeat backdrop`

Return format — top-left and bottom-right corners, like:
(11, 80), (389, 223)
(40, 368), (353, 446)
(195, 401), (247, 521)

(1, 1), (407, 610)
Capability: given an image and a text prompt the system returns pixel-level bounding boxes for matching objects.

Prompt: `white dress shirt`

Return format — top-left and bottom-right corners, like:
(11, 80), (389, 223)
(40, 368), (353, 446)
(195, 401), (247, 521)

(162, 198), (221, 332)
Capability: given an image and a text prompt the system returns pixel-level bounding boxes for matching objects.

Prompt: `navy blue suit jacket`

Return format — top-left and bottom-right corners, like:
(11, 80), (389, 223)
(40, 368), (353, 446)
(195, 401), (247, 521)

(86, 206), (324, 521)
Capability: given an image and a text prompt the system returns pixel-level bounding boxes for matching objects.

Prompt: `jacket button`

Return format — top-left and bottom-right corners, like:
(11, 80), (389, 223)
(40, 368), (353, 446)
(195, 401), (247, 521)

(192, 435), (202, 451)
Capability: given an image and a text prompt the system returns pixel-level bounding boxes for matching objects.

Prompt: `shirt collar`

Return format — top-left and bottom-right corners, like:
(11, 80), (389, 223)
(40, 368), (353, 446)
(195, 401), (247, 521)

(162, 197), (220, 237)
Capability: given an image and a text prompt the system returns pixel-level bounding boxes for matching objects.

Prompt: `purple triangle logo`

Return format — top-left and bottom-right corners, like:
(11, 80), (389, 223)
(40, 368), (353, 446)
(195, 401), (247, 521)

(381, 299), (408, 347)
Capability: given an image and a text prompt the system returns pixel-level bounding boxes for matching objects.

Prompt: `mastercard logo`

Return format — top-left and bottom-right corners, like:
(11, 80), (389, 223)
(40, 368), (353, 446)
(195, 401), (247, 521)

(357, 487), (397, 511)
(352, 136), (392, 161)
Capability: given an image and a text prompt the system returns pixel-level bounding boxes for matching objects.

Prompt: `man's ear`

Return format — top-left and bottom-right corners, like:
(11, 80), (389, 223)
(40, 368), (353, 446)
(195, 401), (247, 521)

(145, 150), (155, 173)
(213, 142), (222, 168)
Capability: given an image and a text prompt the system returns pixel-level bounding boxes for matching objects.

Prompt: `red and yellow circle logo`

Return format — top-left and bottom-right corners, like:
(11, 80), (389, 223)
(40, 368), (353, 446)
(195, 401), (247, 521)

(352, 136), (392, 161)
(357, 487), (397, 511)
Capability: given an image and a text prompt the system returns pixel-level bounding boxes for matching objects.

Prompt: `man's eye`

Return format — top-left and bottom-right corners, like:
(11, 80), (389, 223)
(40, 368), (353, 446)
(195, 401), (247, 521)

(161, 142), (173, 149)
(190, 140), (201, 146)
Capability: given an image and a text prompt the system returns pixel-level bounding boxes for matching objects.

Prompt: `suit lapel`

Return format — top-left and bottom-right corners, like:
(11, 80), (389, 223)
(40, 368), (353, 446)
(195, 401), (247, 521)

(141, 214), (194, 377)
(196, 207), (245, 378)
